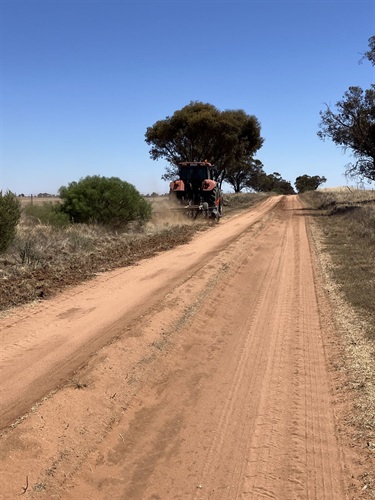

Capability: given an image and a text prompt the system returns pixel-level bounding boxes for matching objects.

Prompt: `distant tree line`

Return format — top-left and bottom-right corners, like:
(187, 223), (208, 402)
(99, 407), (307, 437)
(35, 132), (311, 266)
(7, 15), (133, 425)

(17, 193), (57, 198)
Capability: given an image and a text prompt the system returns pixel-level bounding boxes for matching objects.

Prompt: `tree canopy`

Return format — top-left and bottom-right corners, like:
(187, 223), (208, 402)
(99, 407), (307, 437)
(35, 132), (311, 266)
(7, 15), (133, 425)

(363, 35), (375, 66)
(225, 158), (265, 193)
(295, 175), (327, 193)
(145, 101), (264, 185)
(318, 36), (375, 182)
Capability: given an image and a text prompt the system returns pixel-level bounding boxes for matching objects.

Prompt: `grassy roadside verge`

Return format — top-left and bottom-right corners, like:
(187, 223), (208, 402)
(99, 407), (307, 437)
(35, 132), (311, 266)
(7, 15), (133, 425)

(0, 193), (268, 313)
(301, 189), (375, 339)
(301, 189), (375, 497)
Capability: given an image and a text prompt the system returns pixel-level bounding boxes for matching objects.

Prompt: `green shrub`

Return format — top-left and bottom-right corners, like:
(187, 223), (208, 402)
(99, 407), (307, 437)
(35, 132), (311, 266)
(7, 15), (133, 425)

(59, 175), (152, 228)
(23, 202), (70, 227)
(0, 191), (21, 253)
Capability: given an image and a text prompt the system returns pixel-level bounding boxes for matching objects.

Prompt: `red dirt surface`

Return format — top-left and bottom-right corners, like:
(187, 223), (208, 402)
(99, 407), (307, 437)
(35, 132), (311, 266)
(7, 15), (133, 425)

(0, 196), (363, 498)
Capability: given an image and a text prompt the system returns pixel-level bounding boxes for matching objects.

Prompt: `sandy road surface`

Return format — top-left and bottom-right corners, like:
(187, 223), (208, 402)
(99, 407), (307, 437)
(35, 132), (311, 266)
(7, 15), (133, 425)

(0, 196), (350, 499)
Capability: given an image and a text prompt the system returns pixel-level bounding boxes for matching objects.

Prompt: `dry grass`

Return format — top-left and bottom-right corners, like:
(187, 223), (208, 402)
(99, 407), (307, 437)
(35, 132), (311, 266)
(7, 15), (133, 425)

(302, 189), (375, 330)
(222, 191), (271, 212)
(18, 196), (61, 207)
(306, 187), (375, 212)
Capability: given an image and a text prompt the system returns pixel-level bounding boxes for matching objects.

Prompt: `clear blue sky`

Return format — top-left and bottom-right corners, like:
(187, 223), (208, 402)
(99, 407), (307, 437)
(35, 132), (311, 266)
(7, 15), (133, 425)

(1, 0), (374, 195)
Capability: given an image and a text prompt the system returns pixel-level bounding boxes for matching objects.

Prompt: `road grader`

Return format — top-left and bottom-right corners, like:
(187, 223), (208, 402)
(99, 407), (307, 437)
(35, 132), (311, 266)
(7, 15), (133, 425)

(169, 161), (223, 220)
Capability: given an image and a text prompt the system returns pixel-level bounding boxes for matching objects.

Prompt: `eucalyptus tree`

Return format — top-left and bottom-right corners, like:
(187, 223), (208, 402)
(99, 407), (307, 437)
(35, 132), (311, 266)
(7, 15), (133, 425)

(225, 158), (265, 193)
(318, 36), (375, 182)
(295, 174), (327, 193)
(145, 101), (264, 186)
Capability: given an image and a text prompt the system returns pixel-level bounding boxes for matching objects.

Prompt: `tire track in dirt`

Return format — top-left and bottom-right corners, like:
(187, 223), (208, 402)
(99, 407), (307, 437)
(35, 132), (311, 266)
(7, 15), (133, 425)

(191, 210), (292, 499)
(235, 200), (344, 499)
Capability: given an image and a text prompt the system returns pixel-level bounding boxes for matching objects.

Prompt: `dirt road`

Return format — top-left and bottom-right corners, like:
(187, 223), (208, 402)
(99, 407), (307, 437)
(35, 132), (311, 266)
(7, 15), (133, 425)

(0, 196), (352, 498)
